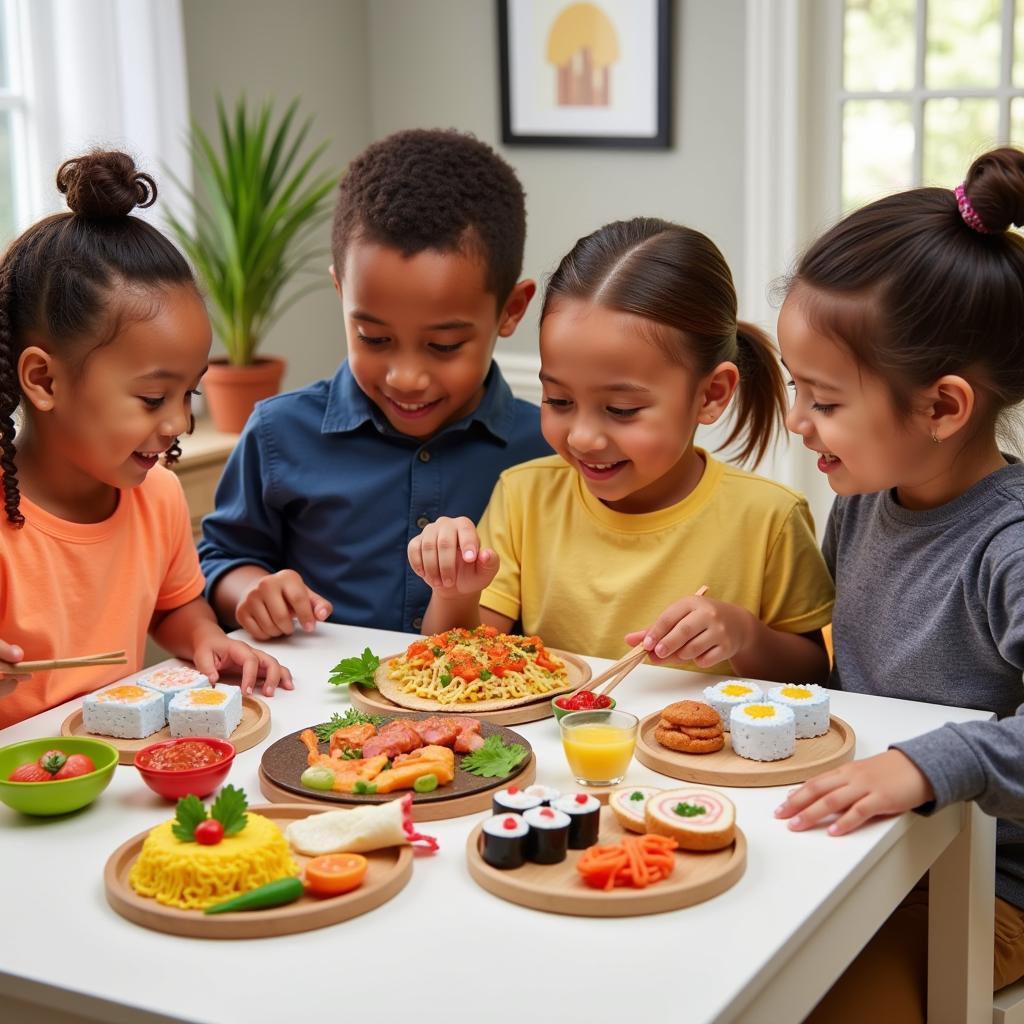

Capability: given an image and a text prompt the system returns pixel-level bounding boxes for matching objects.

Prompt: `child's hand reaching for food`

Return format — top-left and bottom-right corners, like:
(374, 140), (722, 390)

(408, 516), (500, 598)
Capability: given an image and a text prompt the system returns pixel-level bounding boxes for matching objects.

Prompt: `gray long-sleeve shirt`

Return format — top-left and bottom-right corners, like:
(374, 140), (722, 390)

(825, 461), (1024, 907)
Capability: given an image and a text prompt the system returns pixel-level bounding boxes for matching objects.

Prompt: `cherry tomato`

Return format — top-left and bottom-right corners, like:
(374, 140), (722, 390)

(53, 753), (96, 780)
(194, 819), (225, 845)
(9, 762), (52, 782)
(305, 854), (368, 897)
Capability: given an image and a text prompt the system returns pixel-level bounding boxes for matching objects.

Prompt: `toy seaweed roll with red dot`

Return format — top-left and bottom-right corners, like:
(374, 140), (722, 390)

(481, 813), (529, 869)
(552, 792), (601, 849)
(492, 785), (543, 816)
(523, 805), (571, 864)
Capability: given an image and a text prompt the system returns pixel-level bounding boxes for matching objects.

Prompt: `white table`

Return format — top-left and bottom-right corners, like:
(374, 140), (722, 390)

(0, 623), (995, 1024)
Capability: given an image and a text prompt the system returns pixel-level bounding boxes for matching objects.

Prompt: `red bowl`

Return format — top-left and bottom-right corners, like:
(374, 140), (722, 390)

(134, 737), (235, 800)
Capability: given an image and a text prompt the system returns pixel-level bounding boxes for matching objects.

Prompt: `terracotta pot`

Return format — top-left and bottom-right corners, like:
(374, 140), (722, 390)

(202, 357), (286, 434)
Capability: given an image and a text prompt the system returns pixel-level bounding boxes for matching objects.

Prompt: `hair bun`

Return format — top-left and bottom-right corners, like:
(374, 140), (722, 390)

(56, 150), (157, 218)
(962, 147), (1024, 233)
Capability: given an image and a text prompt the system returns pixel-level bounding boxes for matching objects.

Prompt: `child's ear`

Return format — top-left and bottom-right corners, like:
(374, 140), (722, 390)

(18, 345), (58, 412)
(328, 264), (342, 299)
(497, 279), (536, 337)
(697, 361), (740, 425)
(924, 374), (974, 441)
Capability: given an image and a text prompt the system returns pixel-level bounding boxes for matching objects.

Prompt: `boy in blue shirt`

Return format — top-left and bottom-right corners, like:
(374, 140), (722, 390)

(199, 129), (550, 638)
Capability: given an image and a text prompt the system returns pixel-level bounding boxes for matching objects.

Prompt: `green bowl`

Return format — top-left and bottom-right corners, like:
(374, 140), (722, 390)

(0, 737), (119, 816)
(551, 695), (616, 722)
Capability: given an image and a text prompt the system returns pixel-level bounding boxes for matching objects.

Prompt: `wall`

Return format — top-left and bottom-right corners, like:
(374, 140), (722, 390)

(181, 0), (370, 391)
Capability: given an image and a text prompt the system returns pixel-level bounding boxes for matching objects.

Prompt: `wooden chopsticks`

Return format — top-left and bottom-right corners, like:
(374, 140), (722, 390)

(4, 649), (128, 675)
(569, 585), (711, 699)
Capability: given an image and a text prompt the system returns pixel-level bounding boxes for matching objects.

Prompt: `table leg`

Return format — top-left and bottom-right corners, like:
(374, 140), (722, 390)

(927, 802), (996, 1024)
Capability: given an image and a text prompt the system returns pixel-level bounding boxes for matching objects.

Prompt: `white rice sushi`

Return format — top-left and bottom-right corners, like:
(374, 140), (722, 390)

(167, 686), (242, 738)
(702, 680), (764, 731)
(138, 665), (210, 714)
(83, 683), (166, 739)
(481, 813), (529, 870)
(608, 786), (662, 833)
(523, 806), (571, 864)
(523, 784), (561, 806)
(729, 702), (796, 762)
(767, 684), (830, 738)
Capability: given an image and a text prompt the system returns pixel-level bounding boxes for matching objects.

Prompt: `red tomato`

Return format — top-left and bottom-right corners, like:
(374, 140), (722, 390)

(53, 753), (96, 780)
(9, 762), (52, 782)
(194, 819), (225, 845)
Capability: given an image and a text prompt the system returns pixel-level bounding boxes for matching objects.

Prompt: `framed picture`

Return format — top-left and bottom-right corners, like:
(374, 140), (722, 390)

(497, 0), (672, 148)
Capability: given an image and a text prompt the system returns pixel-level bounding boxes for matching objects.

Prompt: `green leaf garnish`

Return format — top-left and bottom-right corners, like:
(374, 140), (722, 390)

(328, 647), (381, 689)
(629, 791), (645, 801)
(172, 794), (209, 842)
(211, 784), (248, 836)
(340, 747), (363, 760)
(479, 669), (492, 681)
(460, 735), (528, 778)
(313, 707), (385, 741)
(673, 802), (707, 818)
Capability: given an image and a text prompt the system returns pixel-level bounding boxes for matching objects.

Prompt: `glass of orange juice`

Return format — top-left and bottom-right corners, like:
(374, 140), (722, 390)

(559, 709), (639, 786)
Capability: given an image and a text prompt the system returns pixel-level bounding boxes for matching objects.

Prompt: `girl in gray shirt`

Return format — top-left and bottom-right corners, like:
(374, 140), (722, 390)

(774, 145), (1024, 1021)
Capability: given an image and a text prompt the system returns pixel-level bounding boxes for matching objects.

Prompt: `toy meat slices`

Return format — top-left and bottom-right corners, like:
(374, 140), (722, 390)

(610, 785), (736, 851)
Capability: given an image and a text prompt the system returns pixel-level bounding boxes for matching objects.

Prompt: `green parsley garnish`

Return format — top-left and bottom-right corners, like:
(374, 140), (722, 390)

(629, 791), (645, 801)
(439, 673), (452, 688)
(328, 647), (381, 689)
(431, 646), (443, 656)
(479, 669), (492, 681)
(673, 802), (707, 818)
(460, 735), (528, 778)
(312, 707), (385, 741)
(172, 784), (249, 842)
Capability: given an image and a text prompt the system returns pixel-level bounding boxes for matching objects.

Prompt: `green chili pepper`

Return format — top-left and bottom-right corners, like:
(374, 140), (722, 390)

(353, 780), (378, 794)
(203, 876), (304, 914)
(413, 773), (439, 793)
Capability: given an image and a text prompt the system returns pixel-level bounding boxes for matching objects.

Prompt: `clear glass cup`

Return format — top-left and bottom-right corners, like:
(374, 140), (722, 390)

(559, 709), (639, 786)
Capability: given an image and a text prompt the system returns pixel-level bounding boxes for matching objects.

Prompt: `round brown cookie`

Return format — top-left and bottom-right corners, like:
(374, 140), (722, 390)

(656, 725), (725, 754)
(660, 700), (721, 729)
(677, 723), (724, 739)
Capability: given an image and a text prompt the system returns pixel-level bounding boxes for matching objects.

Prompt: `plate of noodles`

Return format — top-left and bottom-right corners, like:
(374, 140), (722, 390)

(371, 626), (588, 714)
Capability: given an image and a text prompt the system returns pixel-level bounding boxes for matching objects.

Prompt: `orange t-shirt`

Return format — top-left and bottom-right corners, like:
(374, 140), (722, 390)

(0, 465), (205, 728)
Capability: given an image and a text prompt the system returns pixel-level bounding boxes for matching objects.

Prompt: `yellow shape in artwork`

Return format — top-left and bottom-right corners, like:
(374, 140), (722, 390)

(546, 3), (621, 107)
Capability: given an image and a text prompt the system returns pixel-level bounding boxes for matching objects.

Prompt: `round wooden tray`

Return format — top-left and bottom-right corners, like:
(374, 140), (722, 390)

(352, 647), (591, 725)
(104, 803), (414, 939)
(466, 805), (746, 917)
(634, 711), (856, 787)
(257, 715), (536, 821)
(61, 694), (271, 765)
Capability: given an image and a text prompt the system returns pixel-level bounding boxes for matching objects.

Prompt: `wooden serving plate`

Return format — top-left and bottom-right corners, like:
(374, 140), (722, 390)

(258, 715), (535, 821)
(104, 803), (413, 939)
(634, 711), (856, 787)
(62, 694), (271, 766)
(352, 647), (591, 725)
(466, 805), (746, 917)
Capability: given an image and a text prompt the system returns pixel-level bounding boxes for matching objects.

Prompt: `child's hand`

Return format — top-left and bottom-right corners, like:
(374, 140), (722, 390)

(0, 639), (27, 697)
(624, 596), (756, 667)
(192, 632), (295, 698)
(774, 750), (934, 835)
(408, 516), (499, 598)
(236, 569), (333, 640)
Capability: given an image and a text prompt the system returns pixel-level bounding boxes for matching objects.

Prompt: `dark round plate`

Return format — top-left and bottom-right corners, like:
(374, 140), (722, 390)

(259, 712), (534, 806)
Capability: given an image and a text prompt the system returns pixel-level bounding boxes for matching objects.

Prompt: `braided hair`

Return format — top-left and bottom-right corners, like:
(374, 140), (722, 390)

(0, 150), (196, 526)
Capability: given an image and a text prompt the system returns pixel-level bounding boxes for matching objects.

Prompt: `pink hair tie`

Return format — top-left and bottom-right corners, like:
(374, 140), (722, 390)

(954, 183), (995, 234)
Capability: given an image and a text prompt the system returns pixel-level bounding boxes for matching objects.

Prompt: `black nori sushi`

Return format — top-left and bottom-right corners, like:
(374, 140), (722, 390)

(552, 792), (601, 849)
(481, 813), (529, 869)
(523, 806), (570, 864)
(492, 786), (544, 816)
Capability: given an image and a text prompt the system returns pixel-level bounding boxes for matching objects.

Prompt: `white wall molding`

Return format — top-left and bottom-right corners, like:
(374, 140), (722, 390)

(495, 349), (543, 406)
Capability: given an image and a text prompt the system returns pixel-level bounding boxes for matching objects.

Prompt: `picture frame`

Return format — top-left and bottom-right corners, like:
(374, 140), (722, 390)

(497, 0), (672, 149)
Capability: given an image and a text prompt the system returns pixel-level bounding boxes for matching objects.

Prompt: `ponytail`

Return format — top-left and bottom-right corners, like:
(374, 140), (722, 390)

(725, 321), (787, 466)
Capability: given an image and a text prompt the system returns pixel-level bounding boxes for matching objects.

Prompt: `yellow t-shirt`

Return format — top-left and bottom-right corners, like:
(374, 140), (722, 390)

(0, 465), (205, 728)
(478, 453), (834, 670)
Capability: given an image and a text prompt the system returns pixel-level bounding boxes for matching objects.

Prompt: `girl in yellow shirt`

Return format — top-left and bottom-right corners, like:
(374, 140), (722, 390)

(408, 218), (833, 682)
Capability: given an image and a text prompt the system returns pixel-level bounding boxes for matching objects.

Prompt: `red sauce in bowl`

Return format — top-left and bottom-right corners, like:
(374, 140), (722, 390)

(137, 740), (224, 772)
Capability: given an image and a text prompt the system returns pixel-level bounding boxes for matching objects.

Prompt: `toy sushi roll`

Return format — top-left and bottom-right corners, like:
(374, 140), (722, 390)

(492, 785), (544, 816)
(729, 702), (796, 762)
(138, 665), (210, 714)
(481, 813), (529, 870)
(767, 683), (830, 738)
(702, 680), (764, 731)
(608, 786), (662, 833)
(523, 784), (561, 806)
(551, 793), (601, 849)
(523, 805), (571, 864)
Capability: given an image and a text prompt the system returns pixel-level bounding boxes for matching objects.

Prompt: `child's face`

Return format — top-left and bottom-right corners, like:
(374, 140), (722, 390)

(539, 299), (717, 513)
(778, 291), (931, 496)
(335, 238), (532, 440)
(28, 285), (210, 493)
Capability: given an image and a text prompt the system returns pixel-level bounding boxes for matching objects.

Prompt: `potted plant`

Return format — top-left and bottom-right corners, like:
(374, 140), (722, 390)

(167, 96), (337, 433)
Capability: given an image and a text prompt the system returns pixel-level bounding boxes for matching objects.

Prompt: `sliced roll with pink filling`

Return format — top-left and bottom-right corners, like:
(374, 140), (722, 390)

(644, 787), (736, 851)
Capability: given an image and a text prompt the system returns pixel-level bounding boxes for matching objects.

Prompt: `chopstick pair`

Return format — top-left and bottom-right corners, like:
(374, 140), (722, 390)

(1, 649), (128, 676)
(569, 585), (710, 699)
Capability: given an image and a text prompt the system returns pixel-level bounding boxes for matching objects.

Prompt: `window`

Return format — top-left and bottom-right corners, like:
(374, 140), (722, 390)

(835, 0), (1024, 211)
(0, 0), (30, 244)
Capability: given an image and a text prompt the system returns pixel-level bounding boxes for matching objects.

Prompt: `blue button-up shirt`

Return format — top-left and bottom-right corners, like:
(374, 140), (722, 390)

(198, 361), (550, 633)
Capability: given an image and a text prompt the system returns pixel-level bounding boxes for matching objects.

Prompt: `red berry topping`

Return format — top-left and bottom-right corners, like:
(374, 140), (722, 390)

(507, 786), (519, 794)
(502, 817), (517, 830)
(575, 794), (588, 804)
(540, 808), (554, 819)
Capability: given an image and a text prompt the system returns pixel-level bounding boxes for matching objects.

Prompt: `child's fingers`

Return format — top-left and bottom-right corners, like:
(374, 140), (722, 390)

(774, 772), (837, 819)
(417, 530), (443, 588)
(623, 630), (647, 647)
(456, 521), (479, 563)
(237, 603), (273, 641)
(436, 528), (460, 588)
(652, 619), (704, 661)
(308, 590), (332, 624)
(408, 537), (427, 579)
(192, 647), (221, 685)
(0, 640), (24, 663)
(234, 646), (259, 696)
(281, 577), (318, 632)
(641, 600), (696, 653)
(826, 795), (882, 836)
(260, 587), (297, 636)
(692, 644), (726, 668)
(256, 655), (285, 696)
